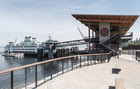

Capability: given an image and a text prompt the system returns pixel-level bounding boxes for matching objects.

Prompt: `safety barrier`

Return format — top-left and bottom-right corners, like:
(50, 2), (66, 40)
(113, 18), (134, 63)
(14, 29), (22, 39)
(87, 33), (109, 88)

(0, 52), (112, 89)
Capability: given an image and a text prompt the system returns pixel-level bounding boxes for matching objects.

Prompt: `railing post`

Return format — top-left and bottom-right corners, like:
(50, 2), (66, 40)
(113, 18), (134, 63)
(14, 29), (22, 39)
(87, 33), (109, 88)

(108, 54), (110, 62)
(101, 55), (102, 64)
(80, 56), (81, 68)
(25, 68), (27, 89)
(35, 65), (37, 88)
(67, 58), (69, 70)
(62, 59), (64, 74)
(50, 62), (52, 80)
(71, 58), (73, 70)
(117, 53), (119, 59)
(76, 57), (78, 68)
(84, 56), (86, 64)
(94, 55), (96, 64)
(87, 56), (89, 66)
(57, 60), (58, 75)
(136, 51), (137, 60)
(11, 71), (13, 89)
(43, 64), (45, 82)
(104, 55), (105, 62)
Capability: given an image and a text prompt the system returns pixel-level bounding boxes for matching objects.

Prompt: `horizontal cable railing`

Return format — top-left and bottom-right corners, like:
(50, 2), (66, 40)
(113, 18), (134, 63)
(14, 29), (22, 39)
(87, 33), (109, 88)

(0, 52), (112, 89)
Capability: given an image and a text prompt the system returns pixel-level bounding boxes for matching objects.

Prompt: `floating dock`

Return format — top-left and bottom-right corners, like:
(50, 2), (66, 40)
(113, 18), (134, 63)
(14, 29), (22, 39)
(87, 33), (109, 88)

(2, 52), (24, 58)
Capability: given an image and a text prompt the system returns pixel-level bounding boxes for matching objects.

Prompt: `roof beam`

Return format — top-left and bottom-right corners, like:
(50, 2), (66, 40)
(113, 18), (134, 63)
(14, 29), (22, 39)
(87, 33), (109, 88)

(129, 16), (138, 28)
(78, 19), (132, 23)
(84, 23), (129, 27)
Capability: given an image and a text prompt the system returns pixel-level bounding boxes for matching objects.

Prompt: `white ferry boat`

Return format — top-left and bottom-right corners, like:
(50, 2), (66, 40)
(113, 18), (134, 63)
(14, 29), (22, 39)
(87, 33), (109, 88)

(4, 36), (42, 55)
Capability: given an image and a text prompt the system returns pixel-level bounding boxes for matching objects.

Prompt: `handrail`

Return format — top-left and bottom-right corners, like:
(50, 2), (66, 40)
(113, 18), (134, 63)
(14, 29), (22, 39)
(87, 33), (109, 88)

(123, 32), (133, 37)
(0, 51), (113, 89)
(0, 52), (112, 75)
(101, 44), (116, 53)
(103, 34), (119, 44)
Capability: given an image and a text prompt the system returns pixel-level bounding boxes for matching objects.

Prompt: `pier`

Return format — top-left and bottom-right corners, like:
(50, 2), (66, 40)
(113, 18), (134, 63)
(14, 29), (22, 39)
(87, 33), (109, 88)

(2, 52), (24, 58)
(36, 54), (140, 89)
(0, 52), (112, 89)
(0, 14), (139, 89)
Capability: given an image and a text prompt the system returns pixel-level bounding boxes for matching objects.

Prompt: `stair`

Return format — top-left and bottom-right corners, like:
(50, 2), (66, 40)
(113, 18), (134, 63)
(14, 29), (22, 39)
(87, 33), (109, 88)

(101, 34), (120, 56)
(103, 34), (120, 45)
(94, 43), (117, 56)
(100, 43), (118, 56)
(93, 34), (120, 56)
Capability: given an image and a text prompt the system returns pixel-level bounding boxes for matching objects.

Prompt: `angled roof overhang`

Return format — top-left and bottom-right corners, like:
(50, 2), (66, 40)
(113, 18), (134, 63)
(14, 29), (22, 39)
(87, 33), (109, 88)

(72, 14), (139, 35)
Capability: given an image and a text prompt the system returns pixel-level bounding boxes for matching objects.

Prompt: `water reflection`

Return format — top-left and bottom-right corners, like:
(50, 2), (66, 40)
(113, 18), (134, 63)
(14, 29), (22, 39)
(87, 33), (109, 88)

(0, 54), (48, 71)
(0, 54), (79, 89)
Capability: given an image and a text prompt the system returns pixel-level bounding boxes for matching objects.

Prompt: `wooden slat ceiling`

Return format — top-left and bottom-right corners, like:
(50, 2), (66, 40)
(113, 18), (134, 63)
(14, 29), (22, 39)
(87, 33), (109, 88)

(72, 14), (139, 31)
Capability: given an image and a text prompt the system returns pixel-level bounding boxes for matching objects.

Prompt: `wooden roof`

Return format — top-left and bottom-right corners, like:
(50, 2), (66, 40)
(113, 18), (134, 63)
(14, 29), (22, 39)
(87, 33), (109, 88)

(72, 14), (139, 33)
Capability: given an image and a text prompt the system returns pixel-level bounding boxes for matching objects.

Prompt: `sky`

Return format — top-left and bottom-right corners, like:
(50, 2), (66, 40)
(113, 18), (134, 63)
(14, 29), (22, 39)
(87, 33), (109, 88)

(0, 0), (140, 46)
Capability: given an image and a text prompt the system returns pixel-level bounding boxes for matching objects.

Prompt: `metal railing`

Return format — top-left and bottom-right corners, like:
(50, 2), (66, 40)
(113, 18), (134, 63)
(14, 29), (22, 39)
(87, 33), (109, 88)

(121, 32), (133, 40)
(104, 34), (120, 45)
(0, 52), (112, 89)
(123, 32), (133, 37)
(136, 51), (140, 61)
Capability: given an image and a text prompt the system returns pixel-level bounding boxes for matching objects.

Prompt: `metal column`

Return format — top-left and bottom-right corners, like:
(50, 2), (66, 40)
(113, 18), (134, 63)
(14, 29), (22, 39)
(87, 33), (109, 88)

(88, 22), (91, 53)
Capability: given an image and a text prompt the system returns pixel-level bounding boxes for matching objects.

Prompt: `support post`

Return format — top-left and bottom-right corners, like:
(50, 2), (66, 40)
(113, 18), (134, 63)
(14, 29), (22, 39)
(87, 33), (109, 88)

(118, 24), (121, 51)
(92, 30), (94, 53)
(88, 22), (91, 53)
(92, 30), (94, 38)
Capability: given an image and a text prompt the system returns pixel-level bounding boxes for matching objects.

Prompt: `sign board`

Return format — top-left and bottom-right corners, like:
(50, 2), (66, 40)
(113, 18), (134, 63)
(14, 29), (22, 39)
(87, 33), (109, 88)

(99, 22), (110, 43)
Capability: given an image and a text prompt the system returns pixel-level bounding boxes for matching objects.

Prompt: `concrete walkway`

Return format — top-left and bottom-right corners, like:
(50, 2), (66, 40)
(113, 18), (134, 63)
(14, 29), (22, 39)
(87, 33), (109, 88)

(36, 54), (140, 89)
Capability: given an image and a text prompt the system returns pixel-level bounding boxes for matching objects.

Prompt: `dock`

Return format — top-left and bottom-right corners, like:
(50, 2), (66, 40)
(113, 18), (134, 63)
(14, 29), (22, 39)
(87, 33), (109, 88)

(0, 14), (139, 89)
(36, 54), (140, 89)
(2, 52), (24, 58)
